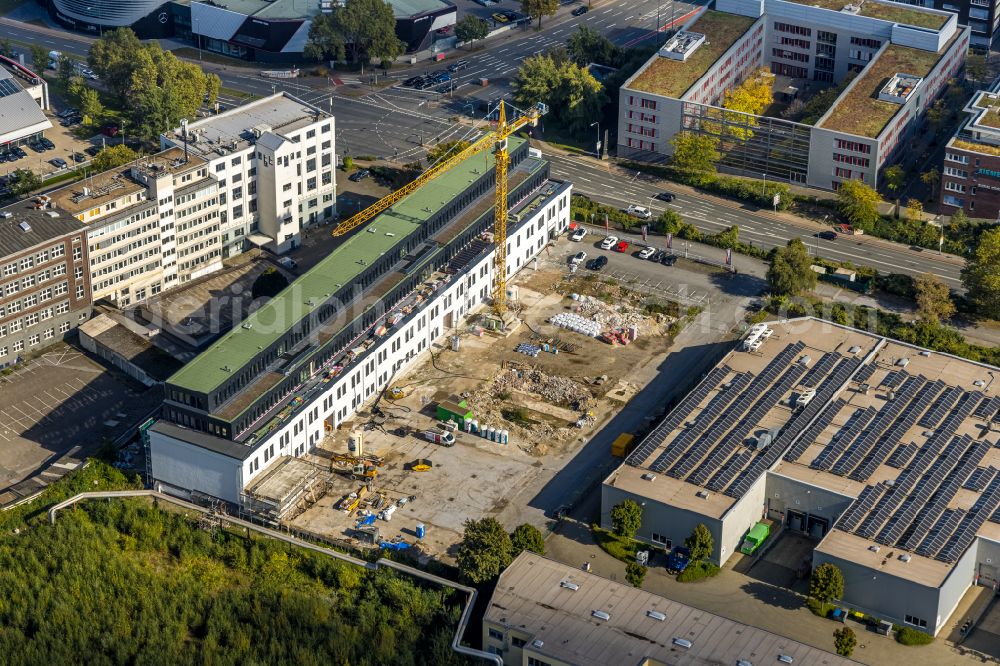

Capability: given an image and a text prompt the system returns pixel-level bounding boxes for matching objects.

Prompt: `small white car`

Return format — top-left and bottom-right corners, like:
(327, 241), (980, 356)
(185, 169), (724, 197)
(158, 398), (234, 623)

(638, 246), (656, 260)
(627, 205), (652, 220)
(600, 235), (619, 250)
(570, 251), (587, 265)
(570, 227), (588, 242)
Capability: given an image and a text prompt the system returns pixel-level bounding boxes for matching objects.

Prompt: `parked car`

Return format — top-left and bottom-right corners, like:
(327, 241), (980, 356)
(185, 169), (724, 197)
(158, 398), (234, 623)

(433, 71), (452, 83)
(84, 145), (102, 157)
(49, 157), (68, 169)
(570, 227), (588, 242)
(816, 230), (838, 241)
(651, 249), (667, 262)
(571, 5), (589, 15)
(13, 147), (26, 159)
(570, 250), (587, 266)
(599, 235), (618, 250)
(638, 246), (656, 260)
(654, 191), (675, 202)
(667, 546), (691, 574)
(403, 76), (421, 87)
(100, 124), (119, 137)
(661, 253), (677, 266)
(626, 204), (652, 220)
(492, 12), (509, 22)
(71, 152), (86, 163)
(40, 138), (55, 150)
(447, 60), (469, 73)
(348, 168), (370, 182)
(589, 255), (608, 270)
(614, 240), (629, 253)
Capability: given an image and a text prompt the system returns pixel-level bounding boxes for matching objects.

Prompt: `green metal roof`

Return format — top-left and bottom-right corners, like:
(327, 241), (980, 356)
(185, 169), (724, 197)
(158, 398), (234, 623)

(168, 140), (518, 396)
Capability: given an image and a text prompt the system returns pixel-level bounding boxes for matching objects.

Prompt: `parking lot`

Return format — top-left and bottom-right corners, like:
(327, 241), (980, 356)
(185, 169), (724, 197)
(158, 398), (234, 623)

(0, 344), (160, 500)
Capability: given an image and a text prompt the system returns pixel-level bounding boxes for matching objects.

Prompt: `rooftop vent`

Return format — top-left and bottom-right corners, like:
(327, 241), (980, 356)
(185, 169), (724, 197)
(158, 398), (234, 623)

(869, 545), (881, 553)
(531, 639), (544, 649)
(641, 473), (657, 481)
(696, 490), (711, 499)
(737, 661), (753, 666)
(920, 350), (931, 357)
(798, 354), (812, 366)
(848, 345), (862, 354)
(0, 211), (10, 219)
(841, 3), (861, 14)
(672, 638), (693, 649)
(560, 580), (579, 591)
(896, 358), (910, 367)
(778, 656), (794, 664)
(242, 322), (253, 330)
(899, 553), (912, 562)
(592, 610), (610, 621)
(18, 220), (31, 232)
(975, 379), (986, 387)
(647, 610), (666, 621)
(658, 31), (706, 61)
(754, 433), (773, 450)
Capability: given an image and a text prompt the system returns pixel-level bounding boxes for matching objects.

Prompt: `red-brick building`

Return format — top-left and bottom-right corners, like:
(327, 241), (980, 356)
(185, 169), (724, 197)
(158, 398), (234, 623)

(940, 86), (1000, 220)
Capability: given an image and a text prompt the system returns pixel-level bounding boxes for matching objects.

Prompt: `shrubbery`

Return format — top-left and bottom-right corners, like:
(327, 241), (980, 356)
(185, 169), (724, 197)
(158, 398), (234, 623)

(676, 561), (720, 582)
(895, 625), (934, 646)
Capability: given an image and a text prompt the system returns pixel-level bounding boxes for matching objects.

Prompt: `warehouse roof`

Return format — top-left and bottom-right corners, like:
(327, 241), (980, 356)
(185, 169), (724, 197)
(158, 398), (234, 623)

(168, 137), (522, 395)
(486, 552), (860, 666)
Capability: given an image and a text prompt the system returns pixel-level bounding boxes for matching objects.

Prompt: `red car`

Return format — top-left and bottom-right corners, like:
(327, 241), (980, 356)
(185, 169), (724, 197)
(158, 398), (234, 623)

(614, 240), (629, 253)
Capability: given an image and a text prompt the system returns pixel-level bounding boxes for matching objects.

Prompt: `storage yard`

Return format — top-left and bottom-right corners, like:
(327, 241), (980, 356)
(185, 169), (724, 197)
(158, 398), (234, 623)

(290, 256), (690, 558)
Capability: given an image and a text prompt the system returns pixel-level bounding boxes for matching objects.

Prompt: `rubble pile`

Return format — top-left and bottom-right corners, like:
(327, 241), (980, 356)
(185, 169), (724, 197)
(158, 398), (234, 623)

(572, 296), (649, 330)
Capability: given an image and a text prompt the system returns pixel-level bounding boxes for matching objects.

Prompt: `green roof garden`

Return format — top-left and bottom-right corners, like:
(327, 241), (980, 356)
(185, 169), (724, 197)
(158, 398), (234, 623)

(782, 0), (949, 29)
(168, 138), (521, 395)
(818, 42), (946, 138)
(629, 11), (757, 99)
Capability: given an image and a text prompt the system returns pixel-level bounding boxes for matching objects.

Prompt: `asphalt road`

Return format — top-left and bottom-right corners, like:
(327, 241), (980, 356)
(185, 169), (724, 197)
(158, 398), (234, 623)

(546, 154), (966, 288)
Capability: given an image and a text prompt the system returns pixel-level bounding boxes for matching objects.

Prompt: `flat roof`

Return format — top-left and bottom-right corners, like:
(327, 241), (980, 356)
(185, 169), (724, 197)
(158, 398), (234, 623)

(628, 10), (757, 98)
(819, 38), (953, 138)
(167, 93), (330, 158)
(194, 0), (448, 19)
(620, 317), (1000, 587)
(0, 196), (85, 257)
(168, 137), (523, 395)
(150, 420), (253, 460)
(486, 552), (860, 666)
(782, 0), (949, 29)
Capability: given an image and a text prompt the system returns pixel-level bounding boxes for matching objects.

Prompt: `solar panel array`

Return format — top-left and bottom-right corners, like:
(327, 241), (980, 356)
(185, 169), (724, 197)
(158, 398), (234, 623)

(991, 506), (1000, 524)
(974, 395), (1000, 422)
(835, 483), (888, 533)
(881, 370), (904, 389)
(854, 363), (876, 384)
(964, 467), (992, 492)
(784, 398), (845, 464)
(937, 468), (1000, 562)
(781, 357), (861, 464)
(886, 442), (917, 469)
(800, 352), (840, 388)
(810, 407), (877, 471)
(0, 77), (20, 99)
(918, 386), (963, 429)
(625, 365), (733, 467)
(915, 508), (965, 558)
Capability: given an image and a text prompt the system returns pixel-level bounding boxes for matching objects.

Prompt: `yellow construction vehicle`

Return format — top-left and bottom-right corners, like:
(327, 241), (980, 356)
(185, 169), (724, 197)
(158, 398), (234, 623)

(337, 462), (378, 481)
(388, 386), (407, 400)
(332, 101), (547, 316)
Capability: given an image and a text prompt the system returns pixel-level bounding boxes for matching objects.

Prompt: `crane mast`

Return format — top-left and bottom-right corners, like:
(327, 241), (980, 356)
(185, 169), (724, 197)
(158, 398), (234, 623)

(491, 101), (510, 315)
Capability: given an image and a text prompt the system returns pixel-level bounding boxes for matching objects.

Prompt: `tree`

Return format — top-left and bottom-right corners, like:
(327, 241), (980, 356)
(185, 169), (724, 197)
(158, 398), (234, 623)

(809, 563), (844, 603)
(685, 524), (714, 562)
(510, 523), (545, 557)
(610, 499), (642, 539)
(721, 68), (773, 140)
(921, 168), (940, 200)
(836, 178), (881, 231)
(77, 87), (103, 126)
(87, 28), (144, 97)
(454, 15), (489, 43)
(883, 164), (905, 217)
(426, 140), (471, 165)
(204, 73), (221, 107)
(670, 132), (720, 173)
(57, 55), (76, 86)
(926, 99), (946, 137)
(304, 13), (346, 62)
(905, 197), (923, 225)
(91, 145), (137, 172)
(914, 272), (955, 324)
(28, 44), (47, 71)
(567, 26), (623, 67)
(625, 562), (647, 588)
(342, 155), (354, 171)
(252, 267), (290, 299)
(833, 627), (857, 657)
(336, 0), (405, 65)
(512, 53), (606, 135)
(9, 169), (42, 197)
(966, 51), (987, 83)
(767, 238), (816, 295)
(456, 517), (513, 584)
(0, 39), (12, 57)
(963, 227), (1000, 320)
(521, 0), (559, 29)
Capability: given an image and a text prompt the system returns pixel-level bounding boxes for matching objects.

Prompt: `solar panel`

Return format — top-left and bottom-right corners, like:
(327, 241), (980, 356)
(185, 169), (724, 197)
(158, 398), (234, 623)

(937, 468), (1000, 562)
(964, 467), (992, 492)
(854, 363), (876, 384)
(855, 443), (941, 539)
(811, 407), (876, 471)
(886, 443), (916, 469)
(705, 449), (755, 492)
(881, 370), (904, 389)
(836, 483), (887, 533)
(784, 399), (843, 463)
(974, 395), (1000, 421)
(800, 352), (840, 388)
(915, 508), (964, 558)
(991, 506), (1000, 524)
(0, 77), (20, 99)
(918, 386), (963, 429)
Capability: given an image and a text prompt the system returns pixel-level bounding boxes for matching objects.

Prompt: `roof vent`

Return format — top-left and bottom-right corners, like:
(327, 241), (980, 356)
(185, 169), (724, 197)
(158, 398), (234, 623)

(778, 656), (794, 664)
(560, 580), (579, 591)
(242, 322), (253, 330)
(868, 545), (881, 553)
(920, 350), (931, 357)
(367, 227), (377, 233)
(18, 220), (31, 232)
(848, 345), (862, 354)
(899, 553), (912, 562)
(641, 473), (657, 481)
(696, 490), (711, 499)
(737, 661), (753, 666)
(46, 211), (59, 218)
(592, 610), (610, 621)
(798, 354), (812, 366)
(0, 211), (11, 219)
(531, 639), (544, 648)
(896, 358), (909, 367)
(672, 637), (692, 648)
(647, 610), (666, 621)
(975, 379), (986, 387)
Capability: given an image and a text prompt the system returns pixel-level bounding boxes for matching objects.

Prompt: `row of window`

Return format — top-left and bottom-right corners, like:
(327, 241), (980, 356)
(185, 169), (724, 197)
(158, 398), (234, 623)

(0, 283), (69, 318)
(0, 322), (71, 356)
(835, 139), (872, 154)
(2, 243), (68, 276)
(2, 264), (69, 296)
(0, 302), (72, 335)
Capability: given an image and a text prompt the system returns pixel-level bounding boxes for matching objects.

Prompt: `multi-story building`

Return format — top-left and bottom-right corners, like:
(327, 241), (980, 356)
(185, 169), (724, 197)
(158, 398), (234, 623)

(939, 82), (1000, 219)
(0, 197), (91, 368)
(617, 0), (968, 190)
(603, 317), (1000, 636)
(160, 93), (337, 257)
(898, 0), (999, 49)
(147, 139), (572, 516)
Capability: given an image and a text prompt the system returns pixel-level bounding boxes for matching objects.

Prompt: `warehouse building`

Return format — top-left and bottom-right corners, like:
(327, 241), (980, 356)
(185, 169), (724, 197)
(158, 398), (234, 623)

(0, 65), (51, 147)
(483, 551), (860, 665)
(148, 137), (572, 511)
(617, 0), (968, 190)
(603, 317), (1000, 635)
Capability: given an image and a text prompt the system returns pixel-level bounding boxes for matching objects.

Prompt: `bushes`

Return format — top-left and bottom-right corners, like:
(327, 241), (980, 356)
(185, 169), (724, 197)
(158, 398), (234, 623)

(591, 525), (640, 564)
(895, 625), (934, 646)
(676, 561), (720, 582)
(806, 597), (835, 618)
(620, 161), (793, 212)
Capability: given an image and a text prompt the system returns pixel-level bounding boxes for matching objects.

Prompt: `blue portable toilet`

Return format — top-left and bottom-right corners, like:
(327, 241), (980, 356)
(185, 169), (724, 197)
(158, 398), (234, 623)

(416, 523), (426, 539)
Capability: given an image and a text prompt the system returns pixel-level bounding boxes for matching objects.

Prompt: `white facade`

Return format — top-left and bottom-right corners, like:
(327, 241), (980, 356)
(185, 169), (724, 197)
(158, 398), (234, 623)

(150, 181), (572, 504)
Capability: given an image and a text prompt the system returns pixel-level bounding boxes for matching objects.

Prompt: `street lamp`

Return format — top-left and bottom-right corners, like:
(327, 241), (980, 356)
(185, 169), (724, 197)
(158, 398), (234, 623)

(762, 172), (767, 196)
(194, 16), (202, 61)
(590, 121), (601, 159)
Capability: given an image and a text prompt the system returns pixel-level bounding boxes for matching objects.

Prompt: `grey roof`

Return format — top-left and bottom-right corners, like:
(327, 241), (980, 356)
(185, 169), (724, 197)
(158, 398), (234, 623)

(256, 131), (286, 151)
(0, 68), (50, 139)
(0, 199), (85, 258)
(150, 420), (253, 460)
(488, 552), (861, 666)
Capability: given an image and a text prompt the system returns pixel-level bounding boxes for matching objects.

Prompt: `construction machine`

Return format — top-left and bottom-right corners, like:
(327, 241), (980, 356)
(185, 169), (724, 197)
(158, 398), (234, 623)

(388, 386), (407, 400)
(331, 101), (548, 317)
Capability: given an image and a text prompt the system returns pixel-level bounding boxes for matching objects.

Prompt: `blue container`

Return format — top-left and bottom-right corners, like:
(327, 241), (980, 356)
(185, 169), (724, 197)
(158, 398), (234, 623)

(416, 523), (426, 539)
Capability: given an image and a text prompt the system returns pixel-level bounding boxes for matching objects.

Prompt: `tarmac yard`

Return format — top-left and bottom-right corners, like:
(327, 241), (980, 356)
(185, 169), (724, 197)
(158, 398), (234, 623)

(291, 252), (690, 559)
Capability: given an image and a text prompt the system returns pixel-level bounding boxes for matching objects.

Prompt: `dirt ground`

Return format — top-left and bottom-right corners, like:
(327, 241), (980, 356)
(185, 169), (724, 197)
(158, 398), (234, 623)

(291, 258), (686, 559)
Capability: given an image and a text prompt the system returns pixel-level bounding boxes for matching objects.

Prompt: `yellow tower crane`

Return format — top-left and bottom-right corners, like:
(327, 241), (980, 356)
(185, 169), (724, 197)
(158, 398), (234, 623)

(332, 101), (547, 317)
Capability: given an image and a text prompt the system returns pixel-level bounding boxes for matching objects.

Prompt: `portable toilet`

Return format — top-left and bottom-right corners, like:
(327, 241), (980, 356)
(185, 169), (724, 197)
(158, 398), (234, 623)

(416, 523), (426, 539)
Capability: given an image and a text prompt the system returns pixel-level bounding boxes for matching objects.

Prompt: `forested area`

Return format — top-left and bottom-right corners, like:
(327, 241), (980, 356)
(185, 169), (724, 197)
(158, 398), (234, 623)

(0, 491), (469, 666)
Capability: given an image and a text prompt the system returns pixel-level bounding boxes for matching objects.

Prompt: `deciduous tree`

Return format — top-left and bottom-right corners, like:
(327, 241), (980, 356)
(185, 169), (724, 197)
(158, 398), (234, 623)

(966, 51), (987, 83)
(883, 164), (905, 217)
(426, 139), (471, 165)
(809, 562), (844, 603)
(834, 627), (857, 657)
(337, 0), (405, 65)
(905, 197), (924, 225)
(454, 15), (489, 43)
(56, 55), (76, 86)
(28, 44), (47, 72)
(914, 272), (955, 324)
(304, 13), (346, 62)
(963, 227), (1000, 320)
(669, 132), (720, 173)
(625, 561), (647, 587)
(512, 54), (606, 135)
(91, 144), (137, 172)
(836, 178), (881, 231)
(566, 26), (623, 67)
(77, 87), (103, 126)
(767, 237), (817, 295)
(456, 517), (513, 583)
(685, 524), (714, 561)
(521, 0), (559, 29)
(9, 169), (41, 197)
(510, 523), (545, 557)
(921, 168), (940, 200)
(610, 499), (642, 539)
